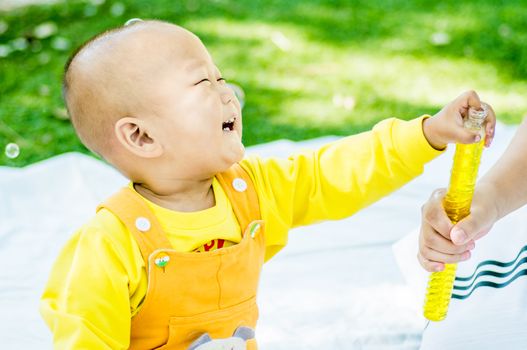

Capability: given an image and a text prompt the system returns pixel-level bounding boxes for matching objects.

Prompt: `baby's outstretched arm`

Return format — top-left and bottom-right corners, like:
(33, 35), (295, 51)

(245, 92), (497, 262)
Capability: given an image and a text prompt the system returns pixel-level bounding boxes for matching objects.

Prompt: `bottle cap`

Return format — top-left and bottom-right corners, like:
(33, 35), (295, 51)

(468, 104), (488, 121)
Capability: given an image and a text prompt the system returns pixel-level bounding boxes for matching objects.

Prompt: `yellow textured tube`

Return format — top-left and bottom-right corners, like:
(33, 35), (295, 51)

(423, 107), (487, 321)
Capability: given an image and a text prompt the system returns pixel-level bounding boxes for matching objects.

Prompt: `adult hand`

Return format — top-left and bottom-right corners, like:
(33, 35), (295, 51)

(417, 187), (497, 272)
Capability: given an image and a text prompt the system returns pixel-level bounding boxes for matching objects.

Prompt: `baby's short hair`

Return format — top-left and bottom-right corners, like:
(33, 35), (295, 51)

(63, 20), (161, 157)
(63, 27), (121, 155)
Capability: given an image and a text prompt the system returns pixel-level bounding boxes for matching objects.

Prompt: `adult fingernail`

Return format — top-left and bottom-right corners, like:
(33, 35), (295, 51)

(462, 251), (471, 261)
(468, 241), (476, 250)
(434, 265), (444, 272)
(451, 227), (467, 244)
(474, 134), (481, 142)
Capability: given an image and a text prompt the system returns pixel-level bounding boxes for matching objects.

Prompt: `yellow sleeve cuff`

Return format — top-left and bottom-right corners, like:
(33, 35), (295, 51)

(392, 115), (445, 173)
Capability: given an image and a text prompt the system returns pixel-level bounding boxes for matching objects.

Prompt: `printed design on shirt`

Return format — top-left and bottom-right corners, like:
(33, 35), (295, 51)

(452, 244), (527, 300)
(194, 239), (235, 252)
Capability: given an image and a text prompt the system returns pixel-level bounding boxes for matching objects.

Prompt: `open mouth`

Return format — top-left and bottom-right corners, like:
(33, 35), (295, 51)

(222, 117), (236, 132)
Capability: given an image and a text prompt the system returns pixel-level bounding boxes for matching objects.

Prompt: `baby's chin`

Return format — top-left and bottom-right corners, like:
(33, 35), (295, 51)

(226, 129), (244, 153)
(217, 140), (244, 172)
(228, 140), (246, 163)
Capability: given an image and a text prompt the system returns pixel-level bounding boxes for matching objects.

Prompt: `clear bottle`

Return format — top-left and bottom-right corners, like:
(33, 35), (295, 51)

(423, 106), (487, 321)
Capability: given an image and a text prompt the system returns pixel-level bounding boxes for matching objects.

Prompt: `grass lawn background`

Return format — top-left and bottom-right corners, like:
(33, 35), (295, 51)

(1, 0), (527, 166)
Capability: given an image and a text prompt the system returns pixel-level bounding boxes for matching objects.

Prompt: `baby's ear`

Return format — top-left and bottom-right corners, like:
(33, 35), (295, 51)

(114, 117), (163, 158)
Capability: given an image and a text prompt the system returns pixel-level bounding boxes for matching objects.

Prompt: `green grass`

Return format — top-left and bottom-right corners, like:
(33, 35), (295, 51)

(1, 0), (527, 166)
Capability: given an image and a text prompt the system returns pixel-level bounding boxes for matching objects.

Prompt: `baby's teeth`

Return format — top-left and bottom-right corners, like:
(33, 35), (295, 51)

(223, 127), (230, 131)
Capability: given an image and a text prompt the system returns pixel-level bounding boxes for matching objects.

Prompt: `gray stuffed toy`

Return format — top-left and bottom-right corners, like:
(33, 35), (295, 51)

(187, 326), (255, 350)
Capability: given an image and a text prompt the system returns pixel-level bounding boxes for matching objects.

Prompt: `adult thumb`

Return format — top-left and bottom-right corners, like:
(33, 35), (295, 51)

(450, 216), (482, 245)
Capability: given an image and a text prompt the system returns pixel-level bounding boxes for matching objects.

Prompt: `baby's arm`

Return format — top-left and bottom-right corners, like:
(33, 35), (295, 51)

(419, 117), (527, 271)
(245, 116), (441, 236)
(244, 91), (495, 260)
(40, 224), (136, 349)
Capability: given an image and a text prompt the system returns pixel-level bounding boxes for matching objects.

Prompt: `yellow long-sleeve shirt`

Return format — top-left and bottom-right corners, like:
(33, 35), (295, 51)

(40, 116), (443, 349)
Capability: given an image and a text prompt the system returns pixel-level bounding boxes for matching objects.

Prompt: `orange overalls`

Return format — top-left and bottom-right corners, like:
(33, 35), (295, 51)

(97, 164), (264, 350)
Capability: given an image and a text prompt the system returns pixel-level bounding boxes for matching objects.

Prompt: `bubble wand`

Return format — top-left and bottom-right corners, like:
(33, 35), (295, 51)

(423, 105), (487, 321)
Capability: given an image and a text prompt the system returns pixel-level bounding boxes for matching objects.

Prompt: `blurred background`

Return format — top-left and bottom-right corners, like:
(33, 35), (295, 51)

(1, 0), (527, 167)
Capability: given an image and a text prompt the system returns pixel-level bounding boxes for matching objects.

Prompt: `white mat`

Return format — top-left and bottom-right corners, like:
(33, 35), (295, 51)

(0, 122), (518, 349)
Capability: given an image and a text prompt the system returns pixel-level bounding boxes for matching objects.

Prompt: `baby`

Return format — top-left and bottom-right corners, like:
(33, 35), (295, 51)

(39, 19), (495, 350)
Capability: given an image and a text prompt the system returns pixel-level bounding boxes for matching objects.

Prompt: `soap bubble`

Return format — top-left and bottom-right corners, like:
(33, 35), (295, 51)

(227, 83), (245, 109)
(124, 18), (143, 26)
(5, 143), (20, 159)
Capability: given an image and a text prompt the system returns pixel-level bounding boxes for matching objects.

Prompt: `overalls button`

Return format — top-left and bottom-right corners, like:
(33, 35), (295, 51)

(250, 223), (261, 238)
(155, 254), (170, 268)
(135, 217), (151, 232)
(232, 178), (247, 192)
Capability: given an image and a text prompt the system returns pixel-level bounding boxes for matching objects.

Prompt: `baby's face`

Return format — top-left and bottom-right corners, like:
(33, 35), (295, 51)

(125, 23), (244, 177)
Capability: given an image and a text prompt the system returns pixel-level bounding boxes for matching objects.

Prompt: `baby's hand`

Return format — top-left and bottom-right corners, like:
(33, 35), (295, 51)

(422, 90), (496, 150)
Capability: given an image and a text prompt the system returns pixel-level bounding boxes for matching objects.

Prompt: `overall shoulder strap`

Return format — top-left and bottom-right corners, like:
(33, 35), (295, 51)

(96, 187), (172, 263)
(216, 163), (261, 232)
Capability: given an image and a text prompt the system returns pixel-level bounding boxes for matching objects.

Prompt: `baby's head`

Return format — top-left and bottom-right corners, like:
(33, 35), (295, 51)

(64, 20), (243, 183)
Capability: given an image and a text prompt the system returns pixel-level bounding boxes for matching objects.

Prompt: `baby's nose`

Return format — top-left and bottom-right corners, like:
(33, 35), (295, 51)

(220, 87), (234, 104)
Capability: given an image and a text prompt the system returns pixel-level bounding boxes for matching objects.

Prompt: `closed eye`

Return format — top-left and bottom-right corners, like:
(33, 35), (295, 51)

(194, 78), (226, 85)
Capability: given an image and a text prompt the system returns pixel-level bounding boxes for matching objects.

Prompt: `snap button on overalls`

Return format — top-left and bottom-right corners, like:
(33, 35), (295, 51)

(97, 164), (265, 350)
